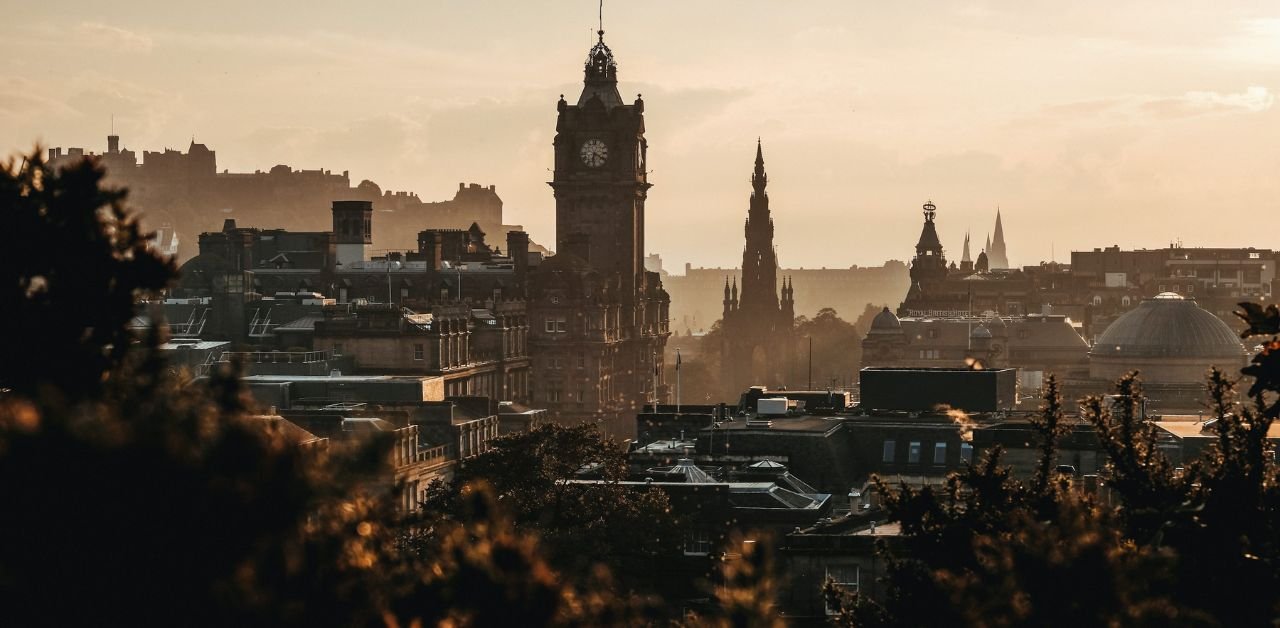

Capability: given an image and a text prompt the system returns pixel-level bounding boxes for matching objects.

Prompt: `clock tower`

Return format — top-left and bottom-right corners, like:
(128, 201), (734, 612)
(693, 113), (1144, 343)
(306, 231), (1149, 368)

(530, 25), (670, 432)
(550, 28), (650, 309)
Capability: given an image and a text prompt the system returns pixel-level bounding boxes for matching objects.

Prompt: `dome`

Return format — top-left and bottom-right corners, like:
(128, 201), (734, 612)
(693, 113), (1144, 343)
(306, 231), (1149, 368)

(1089, 293), (1246, 383)
(971, 324), (992, 339)
(870, 307), (902, 333)
(1093, 294), (1242, 359)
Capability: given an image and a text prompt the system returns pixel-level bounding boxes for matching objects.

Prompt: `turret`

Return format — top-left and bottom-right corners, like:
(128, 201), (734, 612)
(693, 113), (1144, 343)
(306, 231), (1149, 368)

(723, 277), (732, 317)
(332, 200), (372, 267)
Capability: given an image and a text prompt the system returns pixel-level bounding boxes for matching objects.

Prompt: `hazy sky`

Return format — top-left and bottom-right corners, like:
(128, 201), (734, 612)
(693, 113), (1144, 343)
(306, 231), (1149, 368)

(3, 1), (1279, 269)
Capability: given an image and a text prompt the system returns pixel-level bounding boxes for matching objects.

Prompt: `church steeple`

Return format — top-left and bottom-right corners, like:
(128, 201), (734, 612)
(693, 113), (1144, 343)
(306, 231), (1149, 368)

(989, 208), (1009, 269)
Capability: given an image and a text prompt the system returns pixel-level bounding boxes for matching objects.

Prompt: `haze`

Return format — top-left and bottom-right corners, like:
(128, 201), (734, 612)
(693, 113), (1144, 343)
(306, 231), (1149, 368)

(3, 0), (1279, 268)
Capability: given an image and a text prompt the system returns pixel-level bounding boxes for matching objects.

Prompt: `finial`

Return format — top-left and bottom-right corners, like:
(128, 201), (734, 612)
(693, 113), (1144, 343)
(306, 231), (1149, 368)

(598, 0), (604, 40)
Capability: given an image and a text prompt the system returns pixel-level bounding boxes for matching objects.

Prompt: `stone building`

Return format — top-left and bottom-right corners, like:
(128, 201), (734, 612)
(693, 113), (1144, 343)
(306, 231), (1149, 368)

(1089, 292), (1248, 384)
(527, 26), (670, 432)
(861, 308), (1092, 386)
(718, 142), (797, 396)
(312, 301), (530, 400)
(46, 138), (530, 260)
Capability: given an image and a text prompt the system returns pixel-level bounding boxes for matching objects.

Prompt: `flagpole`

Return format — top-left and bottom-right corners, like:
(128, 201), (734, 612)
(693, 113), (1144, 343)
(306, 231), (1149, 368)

(676, 348), (682, 414)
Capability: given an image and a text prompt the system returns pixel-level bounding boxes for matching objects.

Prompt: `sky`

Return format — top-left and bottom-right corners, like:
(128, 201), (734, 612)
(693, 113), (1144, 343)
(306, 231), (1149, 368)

(3, 1), (1280, 270)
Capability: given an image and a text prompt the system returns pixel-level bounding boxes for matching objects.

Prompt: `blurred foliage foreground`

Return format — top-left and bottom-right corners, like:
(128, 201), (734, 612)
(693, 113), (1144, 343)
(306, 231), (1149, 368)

(4, 153), (1280, 627)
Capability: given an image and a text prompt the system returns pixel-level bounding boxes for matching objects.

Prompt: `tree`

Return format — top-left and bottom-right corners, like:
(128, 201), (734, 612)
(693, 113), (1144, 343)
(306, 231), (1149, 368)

(0, 150), (673, 627)
(793, 306), (875, 388)
(419, 423), (681, 596)
(828, 299), (1280, 626)
(0, 150), (173, 399)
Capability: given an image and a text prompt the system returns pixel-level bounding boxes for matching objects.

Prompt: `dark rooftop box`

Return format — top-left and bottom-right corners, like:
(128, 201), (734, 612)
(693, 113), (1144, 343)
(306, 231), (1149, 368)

(859, 367), (1017, 413)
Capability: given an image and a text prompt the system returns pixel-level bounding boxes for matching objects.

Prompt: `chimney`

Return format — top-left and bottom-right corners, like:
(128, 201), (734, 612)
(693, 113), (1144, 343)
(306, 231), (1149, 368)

(417, 231), (443, 270)
(563, 232), (591, 264)
(507, 230), (530, 281)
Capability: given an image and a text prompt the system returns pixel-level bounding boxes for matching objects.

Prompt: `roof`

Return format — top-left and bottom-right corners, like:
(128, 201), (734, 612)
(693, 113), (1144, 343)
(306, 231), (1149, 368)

(646, 458), (715, 484)
(729, 484), (830, 510)
(1091, 293), (1245, 360)
(276, 313), (324, 331)
(869, 307), (901, 332)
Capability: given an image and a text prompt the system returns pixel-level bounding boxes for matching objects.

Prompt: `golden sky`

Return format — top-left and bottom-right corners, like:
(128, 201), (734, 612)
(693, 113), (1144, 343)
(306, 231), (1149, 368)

(3, 1), (1279, 269)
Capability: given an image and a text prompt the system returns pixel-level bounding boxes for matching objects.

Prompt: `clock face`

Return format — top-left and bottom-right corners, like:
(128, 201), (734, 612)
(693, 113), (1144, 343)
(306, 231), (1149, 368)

(580, 139), (608, 167)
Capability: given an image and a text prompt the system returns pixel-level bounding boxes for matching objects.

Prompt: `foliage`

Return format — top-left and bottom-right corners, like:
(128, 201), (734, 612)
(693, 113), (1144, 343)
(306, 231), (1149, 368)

(419, 423), (681, 595)
(0, 150), (681, 627)
(829, 302), (1280, 627)
(0, 150), (174, 400)
(793, 305), (880, 389)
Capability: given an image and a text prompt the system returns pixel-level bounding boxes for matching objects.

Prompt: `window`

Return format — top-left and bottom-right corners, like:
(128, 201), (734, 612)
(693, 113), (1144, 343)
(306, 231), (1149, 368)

(550, 357), (562, 369)
(961, 442), (974, 464)
(908, 441), (922, 464)
(1187, 283), (1195, 293)
(544, 316), (568, 333)
(547, 390), (562, 403)
(577, 354), (586, 369)
(1158, 284), (1166, 292)
(1092, 295), (1102, 306)
(918, 349), (940, 360)
(332, 343), (344, 356)
(934, 442), (947, 464)
(413, 344), (425, 361)
(1121, 296), (1131, 306)
(683, 530), (712, 556)
(824, 565), (860, 615)
(400, 287), (409, 300)
(882, 440), (895, 463)
(577, 389), (585, 402)
(927, 329), (939, 339)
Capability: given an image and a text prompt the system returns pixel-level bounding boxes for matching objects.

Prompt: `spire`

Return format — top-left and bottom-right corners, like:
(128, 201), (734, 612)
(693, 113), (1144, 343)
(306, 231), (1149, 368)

(989, 208), (1008, 269)
(751, 137), (767, 196)
(961, 230), (972, 263)
(739, 140), (779, 313)
(578, 1), (622, 108)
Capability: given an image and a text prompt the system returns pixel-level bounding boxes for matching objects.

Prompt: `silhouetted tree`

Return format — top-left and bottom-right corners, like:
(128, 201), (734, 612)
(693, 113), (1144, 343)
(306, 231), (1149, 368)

(828, 302), (1280, 626)
(793, 306), (875, 388)
(0, 149), (173, 399)
(0, 150), (680, 627)
(419, 423), (681, 596)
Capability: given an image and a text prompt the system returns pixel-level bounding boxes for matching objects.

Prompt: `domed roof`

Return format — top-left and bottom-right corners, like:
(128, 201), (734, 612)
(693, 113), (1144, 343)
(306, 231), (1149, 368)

(1091, 293), (1244, 360)
(870, 307), (902, 333)
(971, 324), (993, 339)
